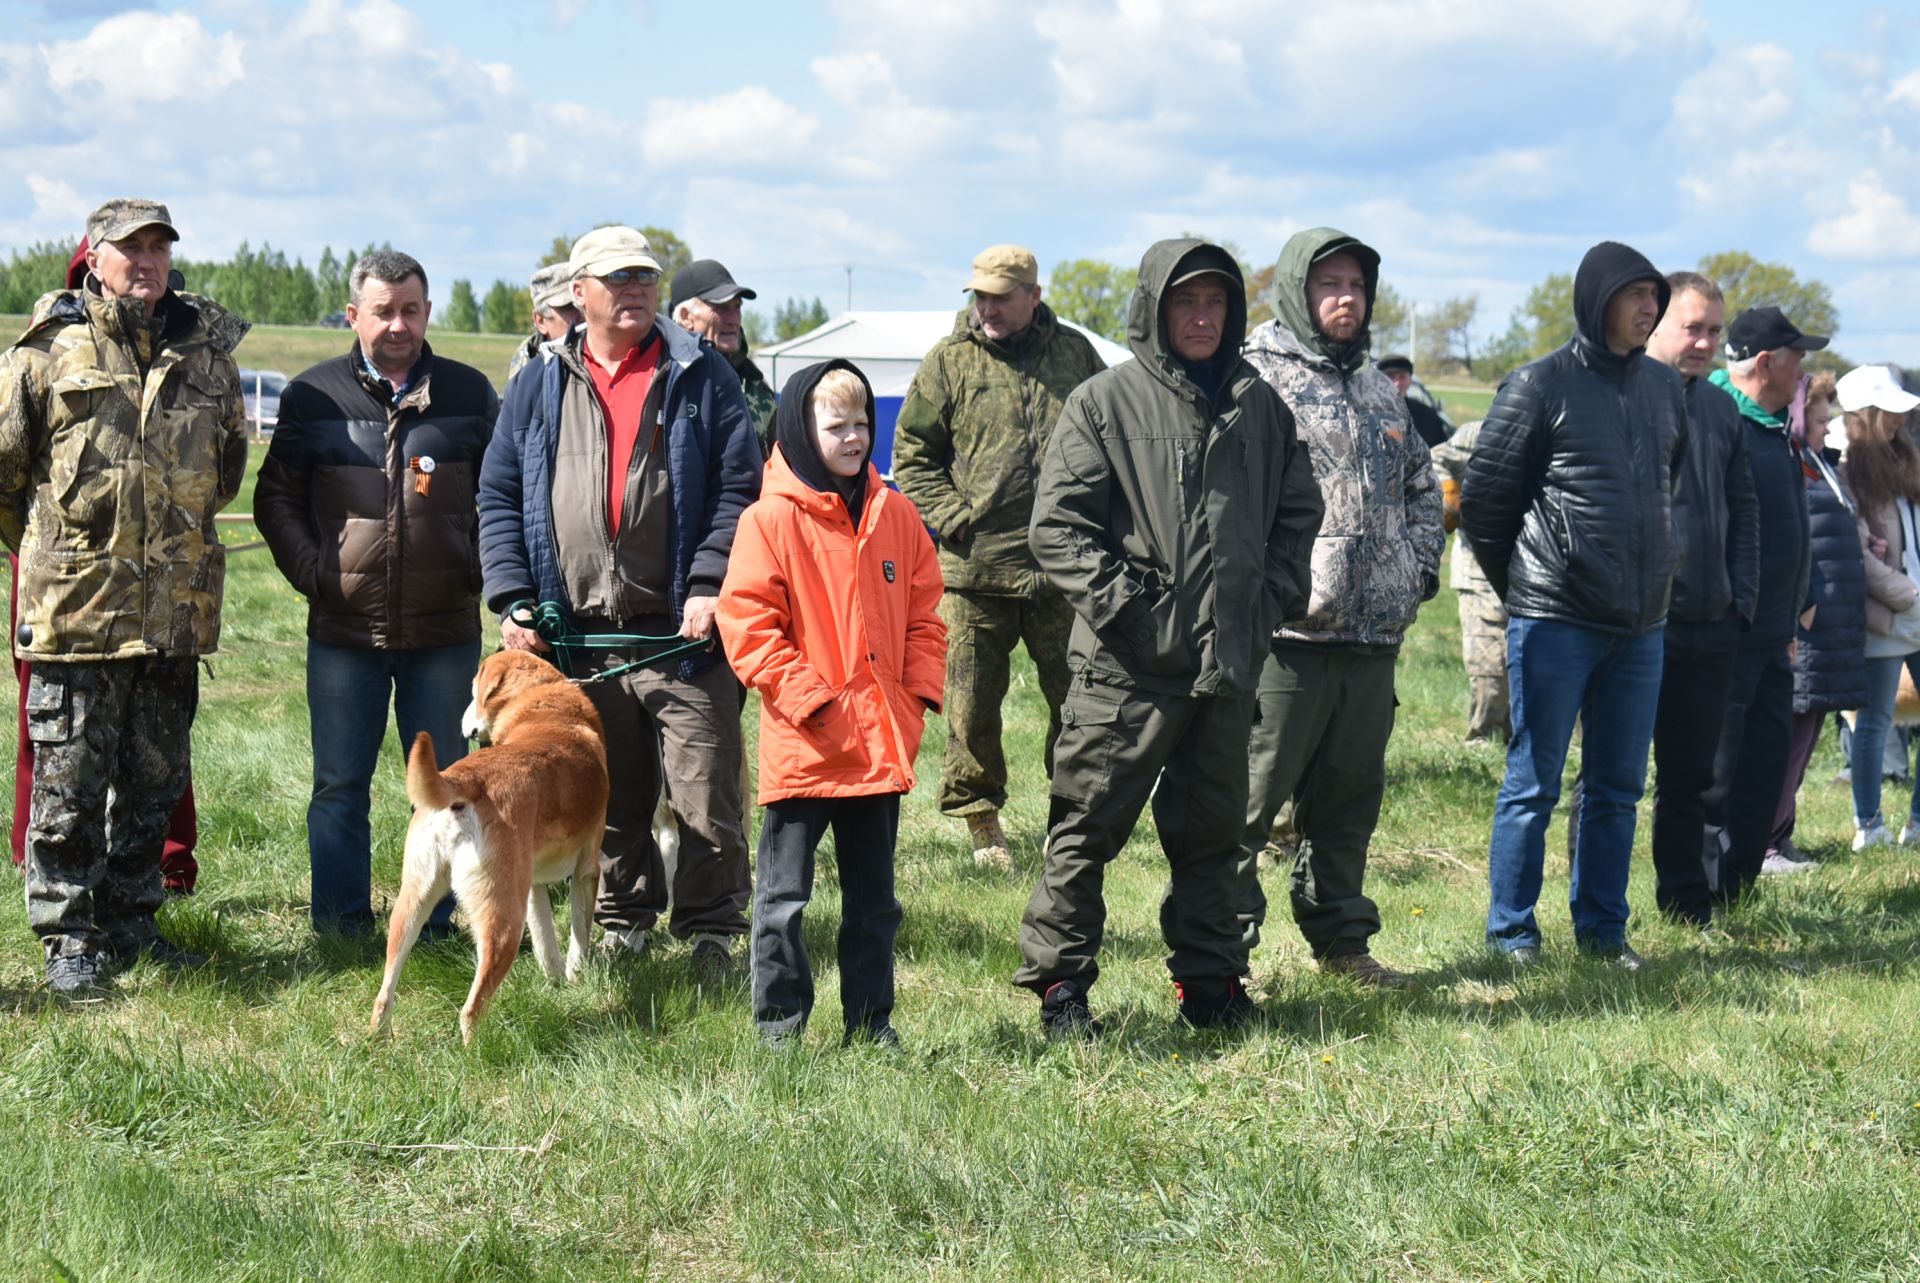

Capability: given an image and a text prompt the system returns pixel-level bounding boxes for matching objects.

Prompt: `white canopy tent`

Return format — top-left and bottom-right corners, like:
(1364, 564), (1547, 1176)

(749, 310), (1132, 474)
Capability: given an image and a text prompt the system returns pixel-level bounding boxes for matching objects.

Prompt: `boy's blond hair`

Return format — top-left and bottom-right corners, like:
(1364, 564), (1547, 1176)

(809, 368), (868, 422)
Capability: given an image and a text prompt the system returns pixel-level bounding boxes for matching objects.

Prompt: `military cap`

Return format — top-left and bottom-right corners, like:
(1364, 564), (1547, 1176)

(965, 244), (1039, 294)
(87, 198), (178, 246)
(528, 263), (574, 311)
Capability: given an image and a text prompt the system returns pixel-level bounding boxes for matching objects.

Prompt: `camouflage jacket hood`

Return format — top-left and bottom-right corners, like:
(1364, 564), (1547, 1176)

(0, 287), (249, 659)
(1270, 227), (1381, 375)
(891, 301), (1104, 594)
(1242, 317), (1445, 649)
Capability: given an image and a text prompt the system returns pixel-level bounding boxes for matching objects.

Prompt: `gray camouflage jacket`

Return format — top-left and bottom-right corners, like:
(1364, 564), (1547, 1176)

(1242, 319), (1444, 650)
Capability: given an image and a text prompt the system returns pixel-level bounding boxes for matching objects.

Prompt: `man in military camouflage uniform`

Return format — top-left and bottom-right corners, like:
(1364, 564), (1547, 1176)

(1431, 419), (1511, 741)
(0, 199), (248, 993)
(507, 263), (580, 385)
(893, 245), (1105, 871)
(1239, 228), (1445, 989)
(670, 259), (776, 449)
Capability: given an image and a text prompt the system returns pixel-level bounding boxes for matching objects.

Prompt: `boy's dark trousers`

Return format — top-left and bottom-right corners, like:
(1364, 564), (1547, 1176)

(751, 793), (902, 1039)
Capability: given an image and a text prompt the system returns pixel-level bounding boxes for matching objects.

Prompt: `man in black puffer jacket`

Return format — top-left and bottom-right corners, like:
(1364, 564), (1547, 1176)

(1462, 242), (1687, 967)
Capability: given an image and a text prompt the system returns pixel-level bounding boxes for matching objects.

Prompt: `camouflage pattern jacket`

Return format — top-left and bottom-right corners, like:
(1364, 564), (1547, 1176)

(893, 304), (1104, 595)
(729, 347), (778, 452)
(1430, 418), (1496, 596)
(1242, 319), (1445, 651)
(0, 287), (248, 660)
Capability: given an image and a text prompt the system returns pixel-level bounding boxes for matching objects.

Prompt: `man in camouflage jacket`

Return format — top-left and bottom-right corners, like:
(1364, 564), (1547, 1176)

(891, 245), (1104, 870)
(1430, 418), (1511, 741)
(1239, 227), (1445, 988)
(506, 262), (580, 386)
(0, 199), (247, 993)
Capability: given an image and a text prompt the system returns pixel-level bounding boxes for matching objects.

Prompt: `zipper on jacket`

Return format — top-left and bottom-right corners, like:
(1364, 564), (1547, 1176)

(846, 495), (910, 790)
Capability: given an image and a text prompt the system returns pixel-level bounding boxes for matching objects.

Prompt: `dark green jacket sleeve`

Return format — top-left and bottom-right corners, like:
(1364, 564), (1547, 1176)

(890, 354), (973, 538)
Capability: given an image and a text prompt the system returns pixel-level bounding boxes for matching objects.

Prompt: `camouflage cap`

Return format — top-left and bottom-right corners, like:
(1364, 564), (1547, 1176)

(965, 244), (1038, 295)
(86, 198), (178, 246)
(528, 263), (574, 312)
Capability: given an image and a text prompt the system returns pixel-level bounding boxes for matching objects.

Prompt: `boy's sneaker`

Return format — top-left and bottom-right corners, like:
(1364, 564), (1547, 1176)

(1176, 977), (1265, 1029)
(1759, 849), (1816, 876)
(46, 953), (106, 995)
(1853, 819), (1894, 852)
(967, 812), (1013, 873)
(1319, 950), (1413, 990)
(1039, 979), (1102, 1041)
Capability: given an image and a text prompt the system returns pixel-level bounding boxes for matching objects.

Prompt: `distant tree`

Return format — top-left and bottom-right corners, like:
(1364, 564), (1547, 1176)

(315, 247), (345, 316)
(481, 279), (525, 334)
(1419, 294), (1481, 375)
(540, 224), (691, 283)
(1371, 282), (1410, 356)
(741, 309), (771, 351)
(1480, 272), (1575, 382)
(442, 279), (481, 332)
(1697, 250), (1843, 370)
(0, 241), (78, 313)
(774, 297), (829, 341)
(1046, 259), (1137, 343)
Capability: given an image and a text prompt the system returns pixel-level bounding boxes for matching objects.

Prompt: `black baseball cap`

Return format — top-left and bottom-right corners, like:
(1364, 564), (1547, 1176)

(669, 259), (757, 311)
(1375, 354), (1414, 375)
(1725, 306), (1829, 362)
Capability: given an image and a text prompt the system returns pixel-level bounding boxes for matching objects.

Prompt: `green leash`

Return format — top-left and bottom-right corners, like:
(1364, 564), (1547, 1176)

(506, 599), (713, 685)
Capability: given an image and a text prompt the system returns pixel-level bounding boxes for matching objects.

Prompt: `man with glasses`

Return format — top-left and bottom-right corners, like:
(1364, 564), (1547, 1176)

(479, 226), (762, 970)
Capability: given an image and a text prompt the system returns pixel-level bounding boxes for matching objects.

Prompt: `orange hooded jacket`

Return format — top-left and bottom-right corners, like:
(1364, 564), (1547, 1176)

(718, 448), (947, 803)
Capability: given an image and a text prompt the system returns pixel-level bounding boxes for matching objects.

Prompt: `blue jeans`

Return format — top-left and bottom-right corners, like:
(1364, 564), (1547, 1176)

(306, 638), (479, 932)
(1850, 653), (1920, 827)
(1487, 617), (1663, 952)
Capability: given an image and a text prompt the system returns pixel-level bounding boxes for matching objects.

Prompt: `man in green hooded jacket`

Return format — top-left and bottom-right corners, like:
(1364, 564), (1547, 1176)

(1014, 239), (1323, 1037)
(1239, 228), (1445, 990)
(893, 245), (1104, 871)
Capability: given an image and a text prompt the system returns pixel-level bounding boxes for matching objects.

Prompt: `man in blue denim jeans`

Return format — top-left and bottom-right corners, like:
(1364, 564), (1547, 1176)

(257, 250), (498, 937)
(1460, 242), (1689, 968)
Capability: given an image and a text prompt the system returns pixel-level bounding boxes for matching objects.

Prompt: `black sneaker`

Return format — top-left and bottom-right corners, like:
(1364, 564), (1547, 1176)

(1176, 977), (1264, 1029)
(842, 1023), (901, 1050)
(690, 934), (735, 977)
(1039, 979), (1102, 1041)
(1584, 942), (1644, 972)
(46, 953), (106, 995)
(111, 935), (207, 971)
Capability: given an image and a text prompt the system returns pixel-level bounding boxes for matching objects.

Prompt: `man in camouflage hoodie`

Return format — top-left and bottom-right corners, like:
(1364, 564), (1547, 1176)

(0, 199), (248, 993)
(1239, 228), (1445, 989)
(892, 245), (1104, 871)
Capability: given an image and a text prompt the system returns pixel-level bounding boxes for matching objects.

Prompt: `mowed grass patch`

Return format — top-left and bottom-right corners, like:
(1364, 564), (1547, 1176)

(4, 506), (1920, 1278)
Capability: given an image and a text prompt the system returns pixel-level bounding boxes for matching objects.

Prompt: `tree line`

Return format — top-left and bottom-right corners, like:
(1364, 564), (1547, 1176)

(0, 228), (833, 347)
(1044, 248), (1846, 381)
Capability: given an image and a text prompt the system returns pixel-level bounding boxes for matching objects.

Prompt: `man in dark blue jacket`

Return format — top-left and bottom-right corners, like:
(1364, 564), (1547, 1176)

(1701, 307), (1825, 906)
(1462, 242), (1687, 968)
(479, 226), (762, 967)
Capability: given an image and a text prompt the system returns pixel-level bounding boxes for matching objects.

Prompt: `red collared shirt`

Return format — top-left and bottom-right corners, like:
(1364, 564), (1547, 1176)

(580, 334), (661, 531)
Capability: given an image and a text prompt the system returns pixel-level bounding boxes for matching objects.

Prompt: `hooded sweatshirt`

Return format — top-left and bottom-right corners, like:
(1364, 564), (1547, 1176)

(1027, 239), (1323, 699)
(1243, 228), (1445, 651)
(776, 357), (872, 527)
(718, 359), (947, 802)
(1460, 241), (1689, 635)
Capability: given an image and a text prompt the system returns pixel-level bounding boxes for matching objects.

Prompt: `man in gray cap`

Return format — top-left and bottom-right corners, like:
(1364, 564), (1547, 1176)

(670, 259), (775, 448)
(893, 244), (1105, 873)
(480, 226), (762, 970)
(0, 198), (249, 993)
(507, 263), (580, 384)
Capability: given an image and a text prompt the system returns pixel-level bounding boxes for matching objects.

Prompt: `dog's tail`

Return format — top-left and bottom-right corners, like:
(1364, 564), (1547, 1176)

(406, 732), (457, 812)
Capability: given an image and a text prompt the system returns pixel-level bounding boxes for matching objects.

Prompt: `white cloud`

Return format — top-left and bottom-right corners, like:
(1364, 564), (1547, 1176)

(1891, 68), (1920, 109)
(1808, 171), (1920, 259)
(1671, 43), (1796, 143)
(643, 86), (818, 170)
(42, 11), (244, 109)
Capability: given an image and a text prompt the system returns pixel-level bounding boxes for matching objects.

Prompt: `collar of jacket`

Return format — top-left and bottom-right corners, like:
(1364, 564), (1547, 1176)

(1708, 367), (1789, 433)
(962, 303), (1056, 359)
(354, 340), (434, 409)
(763, 444), (885, 531)
(1246, 317), (1332, 373)
(1568, 333), (1644, 381)
(562, 318), (706, 381)
(726, 343), (768, 387)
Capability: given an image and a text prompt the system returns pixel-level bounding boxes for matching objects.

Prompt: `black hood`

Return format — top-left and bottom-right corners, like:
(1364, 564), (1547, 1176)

(1572, 241), (1669, 358)
(774, 358), (875, 524)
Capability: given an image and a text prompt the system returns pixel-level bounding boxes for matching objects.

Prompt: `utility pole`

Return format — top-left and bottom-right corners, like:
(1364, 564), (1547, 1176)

(1409, 303), (1418, 367)
(845, 265), (853, 313)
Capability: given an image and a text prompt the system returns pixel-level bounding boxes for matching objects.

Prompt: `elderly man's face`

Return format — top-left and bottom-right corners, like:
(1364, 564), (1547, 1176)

(973, 285), (1041, 341)
(1647, 288), (1723, 378)
(348, 274), (430, 377)
(88, 227), (174, 313)
(1308, 252), (1368, 342)
(574, 269), (658, 350)
(1164, 277), (1230, 362)
(679, 296), (744, 353)
(534, 304), (579, 342)
(1757, 346), (1805, 411)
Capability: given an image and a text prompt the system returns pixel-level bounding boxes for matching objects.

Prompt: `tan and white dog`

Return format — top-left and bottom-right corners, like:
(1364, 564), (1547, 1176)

(370, 650), (609, 1043)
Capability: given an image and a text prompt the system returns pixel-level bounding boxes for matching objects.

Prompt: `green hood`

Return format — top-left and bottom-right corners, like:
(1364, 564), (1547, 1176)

(1708, 366), (1788, 431)
(1127, 238), (1247, 396)
(1270, 227), (1381, 374)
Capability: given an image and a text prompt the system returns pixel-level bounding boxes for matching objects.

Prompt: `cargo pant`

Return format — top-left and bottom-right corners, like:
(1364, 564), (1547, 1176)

(23, 657), (196, 961)
(1241, 643), (1394, 960)
(1459, 585), (1510, 742)
(936, 587), (1073, 818)
(578, 628), (751, 940)
(1015, 673), (1257, 994)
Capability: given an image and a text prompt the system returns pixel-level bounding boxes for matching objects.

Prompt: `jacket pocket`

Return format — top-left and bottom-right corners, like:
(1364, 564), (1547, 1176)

(794, 692), (867, 779)
(1116, 587), (1192, 678)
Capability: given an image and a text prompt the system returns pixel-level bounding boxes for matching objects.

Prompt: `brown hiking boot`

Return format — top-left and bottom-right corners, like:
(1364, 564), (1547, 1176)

(967, 811), (1013, 872)
(1319, 951), (1413, 990)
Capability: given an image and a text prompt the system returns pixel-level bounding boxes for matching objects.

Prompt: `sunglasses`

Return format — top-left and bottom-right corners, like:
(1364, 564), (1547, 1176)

(594, 268), (659, 288)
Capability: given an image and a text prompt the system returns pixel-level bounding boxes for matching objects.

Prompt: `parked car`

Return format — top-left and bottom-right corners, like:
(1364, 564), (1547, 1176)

(320, 311), (349, 329)
(239, 368), (289, 430)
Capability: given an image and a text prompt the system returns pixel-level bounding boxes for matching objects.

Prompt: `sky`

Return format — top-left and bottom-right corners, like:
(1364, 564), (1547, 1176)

(4, 0), (1919, 362)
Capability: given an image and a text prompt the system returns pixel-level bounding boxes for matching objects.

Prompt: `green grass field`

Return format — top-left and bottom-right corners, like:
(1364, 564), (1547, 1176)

(4, 457), (1919, 1276)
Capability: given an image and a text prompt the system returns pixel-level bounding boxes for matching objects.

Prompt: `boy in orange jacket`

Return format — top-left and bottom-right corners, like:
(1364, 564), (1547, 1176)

(718, 359), (947, 1046)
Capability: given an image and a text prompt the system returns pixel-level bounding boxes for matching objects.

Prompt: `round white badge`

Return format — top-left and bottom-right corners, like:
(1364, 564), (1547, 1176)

(418, 456), (436, 474)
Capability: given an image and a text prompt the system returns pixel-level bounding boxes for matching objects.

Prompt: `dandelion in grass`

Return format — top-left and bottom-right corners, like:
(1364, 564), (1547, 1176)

(1411, 907), (1425, 917)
